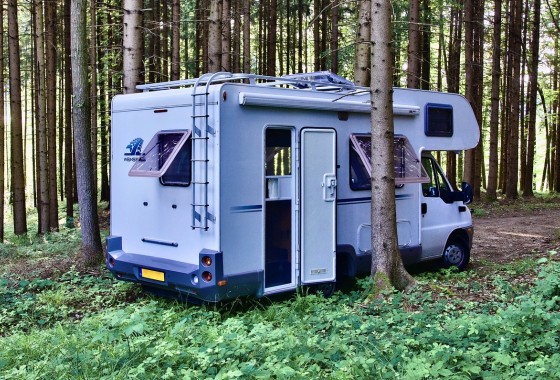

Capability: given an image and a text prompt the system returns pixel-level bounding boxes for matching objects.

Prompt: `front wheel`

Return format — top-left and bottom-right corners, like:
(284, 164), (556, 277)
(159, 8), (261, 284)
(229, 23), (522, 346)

(442, 239), (470, 270)
(308, 282), (336, 298)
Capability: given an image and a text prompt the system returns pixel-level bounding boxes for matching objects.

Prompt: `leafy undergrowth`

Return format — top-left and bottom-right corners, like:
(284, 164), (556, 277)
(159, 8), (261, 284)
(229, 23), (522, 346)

(1, 200), (559, 378)
(0, 256), (559, 379)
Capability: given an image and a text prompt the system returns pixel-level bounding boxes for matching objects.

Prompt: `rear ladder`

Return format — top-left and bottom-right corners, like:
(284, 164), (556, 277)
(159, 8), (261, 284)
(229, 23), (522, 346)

(190, 72), (232, 230)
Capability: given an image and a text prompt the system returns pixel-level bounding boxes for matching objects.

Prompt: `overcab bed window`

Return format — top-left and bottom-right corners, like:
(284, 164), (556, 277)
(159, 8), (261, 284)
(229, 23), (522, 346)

(128, 130), (192, 186)
(350, 134), (429, 190)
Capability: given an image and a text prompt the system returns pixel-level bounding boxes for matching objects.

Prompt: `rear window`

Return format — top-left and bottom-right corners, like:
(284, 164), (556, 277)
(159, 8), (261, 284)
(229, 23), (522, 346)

(128, 130), (192, 186)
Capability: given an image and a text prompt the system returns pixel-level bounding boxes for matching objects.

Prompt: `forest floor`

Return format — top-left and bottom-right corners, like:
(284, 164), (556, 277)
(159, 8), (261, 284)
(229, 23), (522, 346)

(471, 198), (560, 264)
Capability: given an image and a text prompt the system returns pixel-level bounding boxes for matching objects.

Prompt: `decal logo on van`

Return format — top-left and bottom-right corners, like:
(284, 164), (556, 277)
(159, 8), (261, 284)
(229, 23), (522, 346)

(124, 138), (143, 162)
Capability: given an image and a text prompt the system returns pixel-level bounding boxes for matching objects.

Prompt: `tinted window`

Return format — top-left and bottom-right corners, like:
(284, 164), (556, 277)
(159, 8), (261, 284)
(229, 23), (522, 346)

(425, 104), (453, 137)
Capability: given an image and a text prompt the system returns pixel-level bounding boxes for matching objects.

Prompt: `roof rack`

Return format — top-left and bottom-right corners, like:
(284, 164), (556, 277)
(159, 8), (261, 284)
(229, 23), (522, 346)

(136, 72), (360, 93)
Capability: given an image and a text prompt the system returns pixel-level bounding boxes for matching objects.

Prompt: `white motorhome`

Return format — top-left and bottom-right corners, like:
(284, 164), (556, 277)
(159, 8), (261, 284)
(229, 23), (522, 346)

(106, 72), (479, 302)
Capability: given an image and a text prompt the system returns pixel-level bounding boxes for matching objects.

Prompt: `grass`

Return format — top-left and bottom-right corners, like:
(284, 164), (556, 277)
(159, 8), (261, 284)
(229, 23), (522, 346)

(0, 199), (559, 378)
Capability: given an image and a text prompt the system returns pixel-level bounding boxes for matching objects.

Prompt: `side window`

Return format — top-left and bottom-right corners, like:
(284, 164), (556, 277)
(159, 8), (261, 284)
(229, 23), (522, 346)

(425, 104), (453, 137)
(349, 134), (429, 191)
(265, 129), (291, 176)
(421, 157), (450, 198)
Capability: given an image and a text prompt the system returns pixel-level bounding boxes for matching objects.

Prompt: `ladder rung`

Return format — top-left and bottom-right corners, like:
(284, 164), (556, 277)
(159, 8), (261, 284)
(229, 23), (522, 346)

(192, 92), (209, 96)
(192, 181), (209, 185)
(191, 159), (209, 162)
(192, 115), (209, 118)
(191, 137), (209, 140)
(191, 203), (209, 207)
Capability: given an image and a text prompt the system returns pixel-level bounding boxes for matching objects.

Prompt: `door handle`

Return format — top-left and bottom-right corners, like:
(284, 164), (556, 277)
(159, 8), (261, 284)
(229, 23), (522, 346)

(322, 174), (337, 201)
(421, 203), (427, 214)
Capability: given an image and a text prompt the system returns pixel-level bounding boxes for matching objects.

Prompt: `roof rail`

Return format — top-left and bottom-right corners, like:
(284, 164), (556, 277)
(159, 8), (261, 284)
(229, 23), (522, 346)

(135, 72), (360, 93)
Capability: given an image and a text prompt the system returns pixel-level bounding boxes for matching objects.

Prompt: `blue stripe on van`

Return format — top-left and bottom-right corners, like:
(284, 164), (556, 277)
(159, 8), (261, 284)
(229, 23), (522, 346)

(231, 205), (263, 213)
(337, 194), (413, 205)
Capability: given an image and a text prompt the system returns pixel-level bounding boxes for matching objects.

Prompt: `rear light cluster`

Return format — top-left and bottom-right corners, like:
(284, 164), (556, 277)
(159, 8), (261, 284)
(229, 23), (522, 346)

(198, 254), (226, 286)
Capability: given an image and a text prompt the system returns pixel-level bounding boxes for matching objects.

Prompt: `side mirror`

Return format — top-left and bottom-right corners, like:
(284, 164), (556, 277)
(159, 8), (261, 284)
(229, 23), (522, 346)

(461, 182), (473, 205)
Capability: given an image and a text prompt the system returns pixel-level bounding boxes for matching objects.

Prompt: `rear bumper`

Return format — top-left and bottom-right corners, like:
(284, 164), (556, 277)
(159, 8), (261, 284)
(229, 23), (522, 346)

(106, 236), (261, 303)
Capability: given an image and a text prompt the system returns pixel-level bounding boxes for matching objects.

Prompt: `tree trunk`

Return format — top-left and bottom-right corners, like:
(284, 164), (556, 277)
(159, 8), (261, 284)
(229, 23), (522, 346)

(171, 0), (181, 80)
(506, 0), (523, 199)
(420, 0), (430, 90)
(0, 2), (5, 241)
(208, 0), (221, 72)
(330, 0), (339, 73)
(46, 0), (58, 231)
(267, 0), (277, 75)
(243, 0), (251, 73)
(123, 0), (143, 93)
(407, 0), (421, 88)
(355, 0), (371, 86)
(162, 1), (169, 79)
(71, 0), (103, 265)
(523, 0), (540, 197)
(222, 0), (231, 71)
(64, 0), (74, 224)
(370, 0), (415, 294)
(35, 0), (51, 235)
(90, 0), (98, 201)
(298, 0), (303, 72)
(487, 0), (502, 200)
(8, 0), (28, 235)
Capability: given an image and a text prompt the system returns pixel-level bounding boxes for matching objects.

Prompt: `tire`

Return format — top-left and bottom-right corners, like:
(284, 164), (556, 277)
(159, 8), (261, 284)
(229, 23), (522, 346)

(442, 239), (470, 270)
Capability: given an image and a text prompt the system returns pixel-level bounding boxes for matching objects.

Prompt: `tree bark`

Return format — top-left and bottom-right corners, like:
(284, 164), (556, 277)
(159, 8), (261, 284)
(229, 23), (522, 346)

(0, 2), (5, 240)
(35, 0), (51, 234)
(8, 0), (28, 235)
(64, 0), (74, 224)
(221, 0), (231, 71)
(406, 0), (421, 88)
(71, 0), (103, 265)
(171, 0), (181, 80)
(370, 0), (415, 293)
(355, 0), (371, 86)
(330, 0), (339, 73)
(523, 0), (540, 197)
(243, 0), (251, 73)
(208, 0), (221, 72)
(487, 0), (502, 200)
(506, 0), (523, 199)
(46, 0), (58, 231)
(123, 0), (143, 93)
(267, 0), (277, 75)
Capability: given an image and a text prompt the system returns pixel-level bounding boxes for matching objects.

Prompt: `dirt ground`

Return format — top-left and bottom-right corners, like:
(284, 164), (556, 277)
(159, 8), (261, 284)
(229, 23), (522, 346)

(472, 206), (560, 264)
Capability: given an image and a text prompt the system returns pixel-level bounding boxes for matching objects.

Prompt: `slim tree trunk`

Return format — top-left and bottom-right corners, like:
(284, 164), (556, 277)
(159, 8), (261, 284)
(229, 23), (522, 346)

(506, 0), (523, 199)
(46, 0), (58, 230)
(267, 0), (277, 75)
(370, 0), (415, 293)
(64, 0), (74, 223)
(243, 0), (251, 73)
(123, 0), (143, 93)
(208, 0), (221, 72)
(222, 0), (231, 71)
(407, 0), (421, 88)
(298, 0), (303, 72)
(487, 0), (502, 200)
(71, 0), (103, 265)
(0, 2), (5, 241)
(8, 0), (27, 235)
(523, 0), (540, 197)
(355, 0), (371, 86)
(35, 0), (51, 234)
(330, 0), (339, 73)
(171, 0), (181, 80)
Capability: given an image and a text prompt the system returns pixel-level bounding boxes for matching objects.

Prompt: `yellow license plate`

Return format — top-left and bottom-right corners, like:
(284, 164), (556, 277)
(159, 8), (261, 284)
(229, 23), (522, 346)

(140, 268), (165, 282)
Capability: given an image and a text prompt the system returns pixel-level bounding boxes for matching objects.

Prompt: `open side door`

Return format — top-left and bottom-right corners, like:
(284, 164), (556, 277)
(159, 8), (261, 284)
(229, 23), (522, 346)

(300, 128), (336, 284)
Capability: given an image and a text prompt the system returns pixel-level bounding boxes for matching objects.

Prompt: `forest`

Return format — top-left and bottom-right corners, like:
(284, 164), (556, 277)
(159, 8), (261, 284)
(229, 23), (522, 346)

(1, 1), (560, 378)
(0, 0), (558, 242)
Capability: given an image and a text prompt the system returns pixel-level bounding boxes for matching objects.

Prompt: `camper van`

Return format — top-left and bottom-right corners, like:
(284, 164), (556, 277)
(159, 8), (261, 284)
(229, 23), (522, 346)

(106, 72), (479, 303)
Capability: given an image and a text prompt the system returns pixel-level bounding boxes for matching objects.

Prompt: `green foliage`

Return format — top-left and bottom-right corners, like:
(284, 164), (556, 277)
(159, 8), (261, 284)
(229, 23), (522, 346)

(0, 257), (559, 379)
